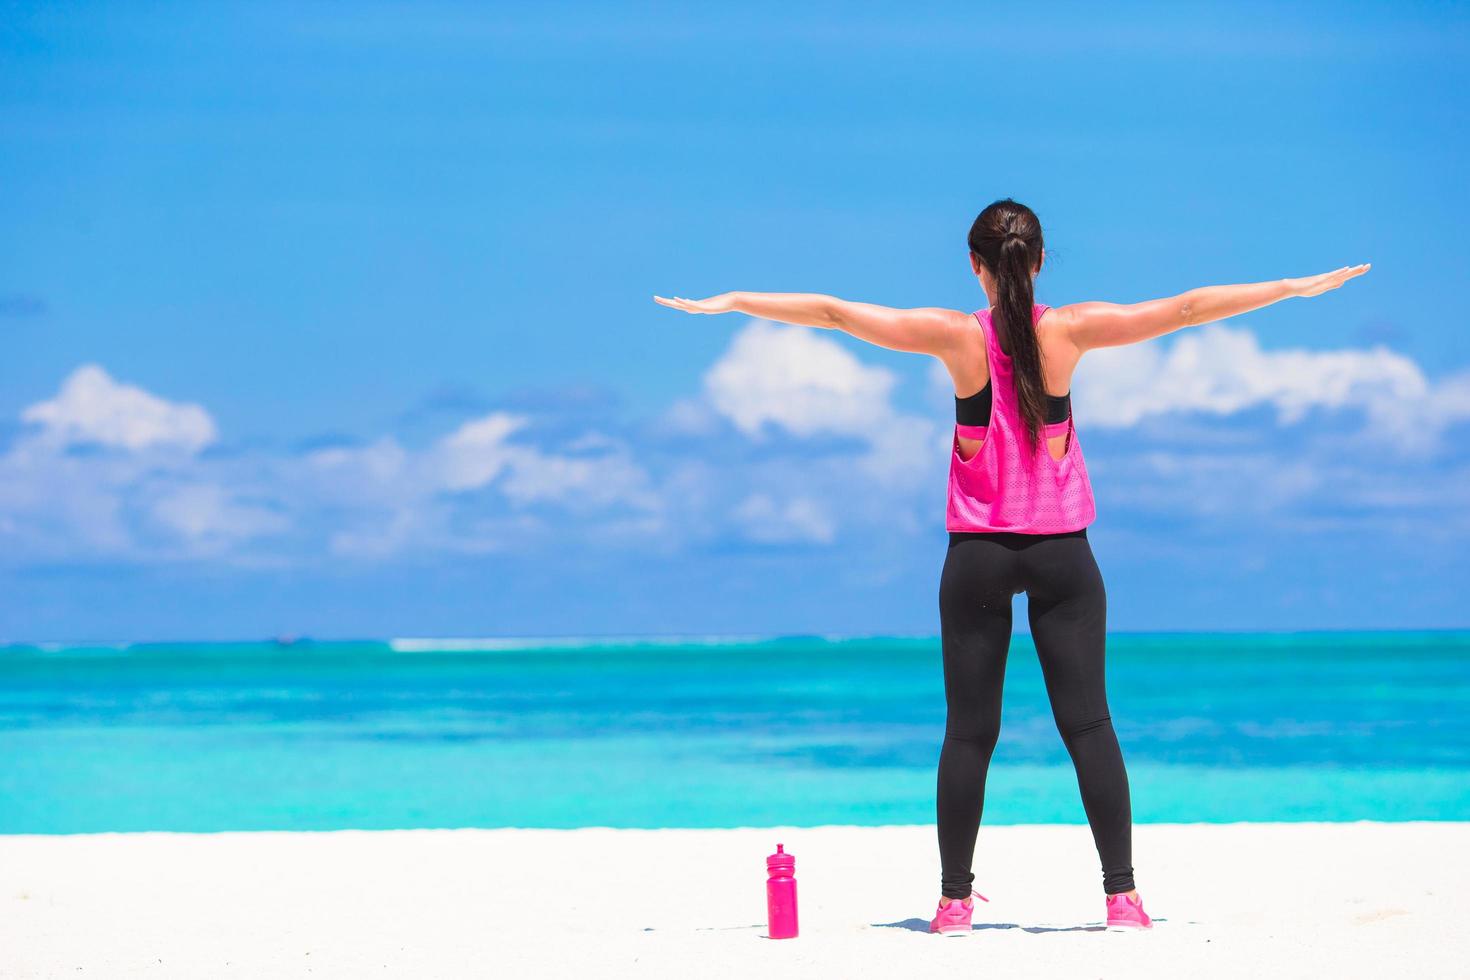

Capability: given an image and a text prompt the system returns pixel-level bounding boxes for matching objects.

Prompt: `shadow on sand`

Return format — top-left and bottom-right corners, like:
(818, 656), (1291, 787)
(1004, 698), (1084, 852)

(873, 918), (1111, 934)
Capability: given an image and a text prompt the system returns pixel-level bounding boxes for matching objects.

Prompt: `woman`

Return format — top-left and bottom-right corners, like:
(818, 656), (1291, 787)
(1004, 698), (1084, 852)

(655, 198), (1368, 934)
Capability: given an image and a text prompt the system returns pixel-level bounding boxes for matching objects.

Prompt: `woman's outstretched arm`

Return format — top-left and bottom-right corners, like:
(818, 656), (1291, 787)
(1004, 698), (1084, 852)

(654, 292), (970, 357)
(1058, 263), (1371, 352)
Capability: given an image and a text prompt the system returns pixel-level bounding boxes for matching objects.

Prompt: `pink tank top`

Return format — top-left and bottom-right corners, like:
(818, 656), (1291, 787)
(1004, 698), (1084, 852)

(946, 304), (1097, 533)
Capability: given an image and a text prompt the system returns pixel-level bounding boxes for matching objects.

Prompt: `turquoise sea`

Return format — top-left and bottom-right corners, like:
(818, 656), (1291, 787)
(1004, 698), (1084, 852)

(1, 632), (1466, 834)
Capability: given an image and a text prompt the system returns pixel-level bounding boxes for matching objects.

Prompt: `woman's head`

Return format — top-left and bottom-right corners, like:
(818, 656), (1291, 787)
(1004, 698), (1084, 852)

(967, 199), (1048, 450)
(967, 199), (1044, 295)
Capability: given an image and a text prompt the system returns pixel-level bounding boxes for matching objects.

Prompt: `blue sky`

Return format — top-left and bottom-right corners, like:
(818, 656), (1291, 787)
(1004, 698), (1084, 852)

(2, 1), (1468, 641)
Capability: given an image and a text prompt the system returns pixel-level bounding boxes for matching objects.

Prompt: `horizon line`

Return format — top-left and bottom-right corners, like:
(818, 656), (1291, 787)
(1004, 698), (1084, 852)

(2, 626), (1469, 652)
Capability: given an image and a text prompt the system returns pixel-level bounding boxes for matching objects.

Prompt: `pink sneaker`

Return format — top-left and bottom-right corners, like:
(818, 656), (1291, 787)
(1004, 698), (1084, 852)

(929, 890), (988, 936)
(1106, 892), (1153, 930)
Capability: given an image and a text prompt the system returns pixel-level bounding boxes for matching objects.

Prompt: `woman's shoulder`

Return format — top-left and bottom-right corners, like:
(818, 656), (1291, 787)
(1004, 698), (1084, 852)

(1035, 301), (1078, 339)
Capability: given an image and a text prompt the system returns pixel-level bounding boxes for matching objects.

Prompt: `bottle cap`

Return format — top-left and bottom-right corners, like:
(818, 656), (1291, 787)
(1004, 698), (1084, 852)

(766, 842), (795, 870)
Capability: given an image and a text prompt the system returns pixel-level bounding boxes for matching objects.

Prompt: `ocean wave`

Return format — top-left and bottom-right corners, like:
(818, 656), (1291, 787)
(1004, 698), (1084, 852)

(387, 634), (777, 653)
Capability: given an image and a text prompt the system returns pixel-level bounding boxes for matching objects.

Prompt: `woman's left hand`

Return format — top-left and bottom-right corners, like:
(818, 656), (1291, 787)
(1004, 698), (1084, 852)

(653, 293), (736, 314)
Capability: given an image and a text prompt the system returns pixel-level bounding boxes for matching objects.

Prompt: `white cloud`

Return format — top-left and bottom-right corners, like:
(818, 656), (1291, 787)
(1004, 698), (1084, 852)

(655, 396), (720, 437)
(8, 326), (1470, 570)
(1071, 325), (1458, 446)
(22, 364), (217, 452)
(702, 319), (937, 484)
(734, 493), (836, 544)
(327, 507), (436, 560)
(498, 449), (651, 509)
(435, 412), (527, 491)
(1113, 451), (1325, 518)
(0, 446), (134, 557)
(308, 437), (409, 486)
(705, 320), (898, 438)
(926, 323), (1470, 453)
(1429, 371), (1470, 425)
(432, 412), (659, 510)
(1, 368), (665, 565)
(149, 484), (287, 547)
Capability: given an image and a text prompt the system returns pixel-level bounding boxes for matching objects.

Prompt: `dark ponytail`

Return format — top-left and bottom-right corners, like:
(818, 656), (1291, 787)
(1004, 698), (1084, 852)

(968, 199), (1046, 451)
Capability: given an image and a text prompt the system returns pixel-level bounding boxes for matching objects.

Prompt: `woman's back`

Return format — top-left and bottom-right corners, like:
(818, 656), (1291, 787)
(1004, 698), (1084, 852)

(950, 303), (1082, 464)
(946, 303), (1097, 534)
(946, 306), (1079, 403)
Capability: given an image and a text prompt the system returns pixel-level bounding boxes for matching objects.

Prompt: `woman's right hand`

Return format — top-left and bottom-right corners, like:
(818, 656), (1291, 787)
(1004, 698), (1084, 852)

(653, 293), (738, 314)
(1288, 264), (1371, 298)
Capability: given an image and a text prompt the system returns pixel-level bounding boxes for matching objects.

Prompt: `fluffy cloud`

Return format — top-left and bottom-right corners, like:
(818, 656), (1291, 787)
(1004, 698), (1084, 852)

(308, 437), (409, 490)
(299, 413), (664, 559)
(22, 364), (217, 452)
(433, 412), (656, 509)
(701, 319), (936, 484)
(149, 484), (288, 548)
(0, 367), (251, 560)
(1, 368), (662, 565)
(733, 493), (836, 545)
(0, 439), (278, 561)
(5, 319), (1470, 568)
(704, 320), (899, 438)
(436, 413), (526, 491)
(1073, 325), (1470, 450)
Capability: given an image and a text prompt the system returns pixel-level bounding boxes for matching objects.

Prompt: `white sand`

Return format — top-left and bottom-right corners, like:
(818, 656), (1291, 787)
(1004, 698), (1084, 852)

(2, 822), (1465, 979)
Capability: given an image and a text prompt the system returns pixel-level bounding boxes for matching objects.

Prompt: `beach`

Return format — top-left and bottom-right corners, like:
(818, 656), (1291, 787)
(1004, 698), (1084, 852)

(3, 822), (1465, 978)
(4, 635), (1466, 976)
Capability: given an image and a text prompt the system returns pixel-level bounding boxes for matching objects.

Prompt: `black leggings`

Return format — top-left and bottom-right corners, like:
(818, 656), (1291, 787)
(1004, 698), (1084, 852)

(937, 528), (1136, 898)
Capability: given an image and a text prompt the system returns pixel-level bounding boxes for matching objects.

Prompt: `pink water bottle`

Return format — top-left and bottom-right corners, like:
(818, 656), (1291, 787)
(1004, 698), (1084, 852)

(765, 843), (798, 939)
